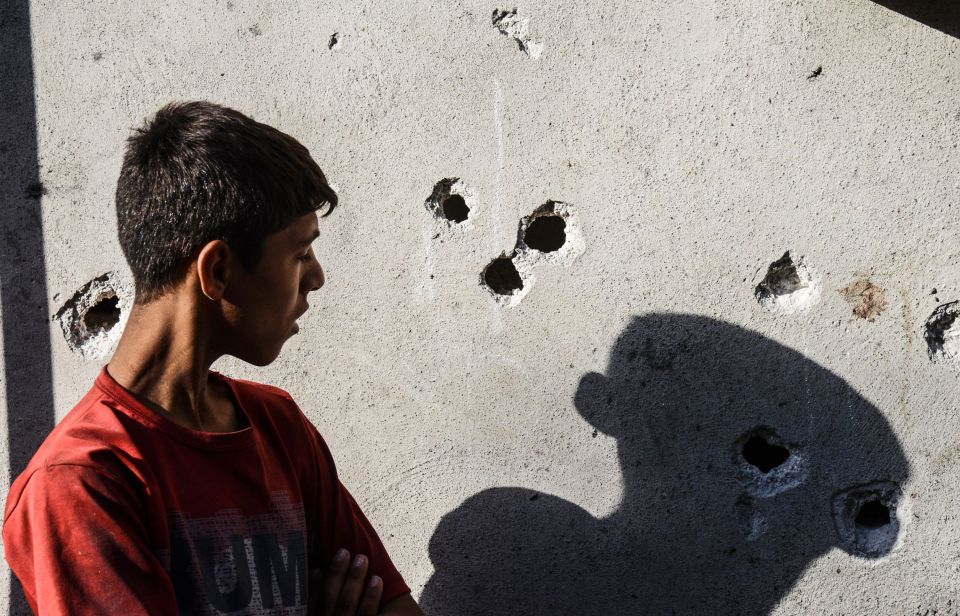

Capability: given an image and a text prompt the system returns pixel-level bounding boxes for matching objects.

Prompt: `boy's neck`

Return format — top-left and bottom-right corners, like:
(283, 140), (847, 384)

(106, 293), (243, 432)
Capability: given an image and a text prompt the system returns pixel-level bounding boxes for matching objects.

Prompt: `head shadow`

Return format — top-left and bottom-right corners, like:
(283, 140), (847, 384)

(422, 313), (910, 615)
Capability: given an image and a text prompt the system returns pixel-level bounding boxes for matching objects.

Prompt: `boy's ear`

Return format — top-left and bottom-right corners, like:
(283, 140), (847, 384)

(196, 240), (233, 301)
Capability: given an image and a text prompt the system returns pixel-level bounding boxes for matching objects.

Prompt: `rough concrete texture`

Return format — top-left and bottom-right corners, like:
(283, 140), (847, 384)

(2, 0), (960, 613)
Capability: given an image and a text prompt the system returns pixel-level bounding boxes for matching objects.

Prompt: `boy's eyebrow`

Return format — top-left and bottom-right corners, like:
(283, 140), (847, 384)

(298, 229), (320, 247)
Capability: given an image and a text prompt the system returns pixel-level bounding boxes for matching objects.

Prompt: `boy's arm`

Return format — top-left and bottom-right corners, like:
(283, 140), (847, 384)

(2, 464), (177, 615)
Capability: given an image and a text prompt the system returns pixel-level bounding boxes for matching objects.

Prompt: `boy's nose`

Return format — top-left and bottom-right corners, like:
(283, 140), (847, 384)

(310, 263), (325, 292)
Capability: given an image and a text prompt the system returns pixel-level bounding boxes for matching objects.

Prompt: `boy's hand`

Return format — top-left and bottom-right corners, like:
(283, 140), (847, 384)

(311, 548), (384, 616)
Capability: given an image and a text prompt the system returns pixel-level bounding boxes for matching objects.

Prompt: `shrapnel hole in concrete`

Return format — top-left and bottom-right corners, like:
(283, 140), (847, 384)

(757, 252), (804, 296)
(742, 435), (790, 473)
(754, 251), (820, 314)
(924, 301), (960, 363)
(524, 215), (566, 252)
(483, 256), (523, 295)
(83, 294), (120, 332)
(831, 481), (902, 558)
(441, 195), (469, 223)
(855, 500), (891, 529)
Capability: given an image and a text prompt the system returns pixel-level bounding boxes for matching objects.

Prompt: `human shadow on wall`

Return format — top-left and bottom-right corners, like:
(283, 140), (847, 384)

(869, 0), (960, 39)
(422, 314), (910, 615)
(1, 0), (55, 614)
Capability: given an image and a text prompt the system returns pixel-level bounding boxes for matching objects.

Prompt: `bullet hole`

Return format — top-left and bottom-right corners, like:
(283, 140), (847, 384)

(924, 301), (960, 365)
(54, 272), (132, 360)
(832, 481), (903, 558)
(742, 436), (790, 473)
(523, 215), (566, 252)
(807, 65), (823, 80)
(442, 195), (469, 223)
(491, 8), (543, 58)
(83, 293), (120, 333)
(754, 251), (821, 314)
(483, 255), (523, 295)
(838, 278), (888, 321)
(92, 51), (104, 61)
(248, 24), (262, 36)
(24, 182), (47, 199)
(328, 32), (340, 49)
(855, 500), (891, 529)
(516, 201), (583, 266)
(734, 427), (807, 498)
(425, 178), (476, 226)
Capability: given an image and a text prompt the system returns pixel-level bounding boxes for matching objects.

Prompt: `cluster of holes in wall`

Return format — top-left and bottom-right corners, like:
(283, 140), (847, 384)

(480, 201), (582, 304)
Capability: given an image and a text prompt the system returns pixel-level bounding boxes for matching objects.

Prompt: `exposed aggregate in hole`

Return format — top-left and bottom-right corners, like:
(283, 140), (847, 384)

(754, 251), (821, 315)
(838, 277), (888, 321)
(425, 178), (476, 226)
(924, 301), (960, 365)
(733, 427), (807, 498)
(53, 272), (133, 360)
(832, 481), (904, 558)
(491, 8), (543, 59)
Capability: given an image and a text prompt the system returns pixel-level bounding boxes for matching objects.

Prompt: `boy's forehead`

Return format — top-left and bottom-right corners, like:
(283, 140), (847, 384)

(281, 212), (320, 241)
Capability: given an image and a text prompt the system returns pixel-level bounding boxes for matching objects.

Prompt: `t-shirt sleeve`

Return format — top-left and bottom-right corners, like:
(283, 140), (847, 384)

(2, 464), (178, 616)
(304, 422), (411, 605)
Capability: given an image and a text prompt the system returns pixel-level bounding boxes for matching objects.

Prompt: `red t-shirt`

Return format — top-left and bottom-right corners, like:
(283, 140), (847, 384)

(2, 366), (409, 615)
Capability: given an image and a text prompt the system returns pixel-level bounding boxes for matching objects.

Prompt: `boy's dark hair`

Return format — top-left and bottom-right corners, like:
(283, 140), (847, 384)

(116, 101), (338, 304)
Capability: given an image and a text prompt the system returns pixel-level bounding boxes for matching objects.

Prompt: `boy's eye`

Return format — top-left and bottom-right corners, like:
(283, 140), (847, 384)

(298, 253), (311, 262)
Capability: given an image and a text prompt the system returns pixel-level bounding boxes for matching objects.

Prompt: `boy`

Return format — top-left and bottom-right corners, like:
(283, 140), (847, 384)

(2, 102), (423, 616)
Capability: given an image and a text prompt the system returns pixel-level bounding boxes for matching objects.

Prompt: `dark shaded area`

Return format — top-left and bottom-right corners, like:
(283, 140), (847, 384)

(870, 0), (960, 39)
(523, 215), (566, 252)
(1, 1), (54, 613)
(441, 195), (469, 223)
(483, 256), (523, 295)
(423, 314), (910, 615)
(742, 435), (790, 474)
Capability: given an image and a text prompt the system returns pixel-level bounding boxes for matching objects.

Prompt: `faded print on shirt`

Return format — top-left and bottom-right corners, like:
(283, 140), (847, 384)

(157, 491), (308, 615)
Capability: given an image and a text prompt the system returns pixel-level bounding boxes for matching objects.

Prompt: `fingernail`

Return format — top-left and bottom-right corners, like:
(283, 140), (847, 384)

(369, 575), (382, 589)
(352, 554), (366, 568)
(335, 548), (348, 562)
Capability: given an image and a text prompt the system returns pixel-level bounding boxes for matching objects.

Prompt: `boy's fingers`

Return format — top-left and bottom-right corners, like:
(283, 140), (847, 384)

(336, 554), (369, 615)
(357, 576), (383, 616)
(320, 548), (351, 616)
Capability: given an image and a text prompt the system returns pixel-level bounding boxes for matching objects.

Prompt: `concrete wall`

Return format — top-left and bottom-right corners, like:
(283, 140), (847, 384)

(2, 0), (959, 613)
